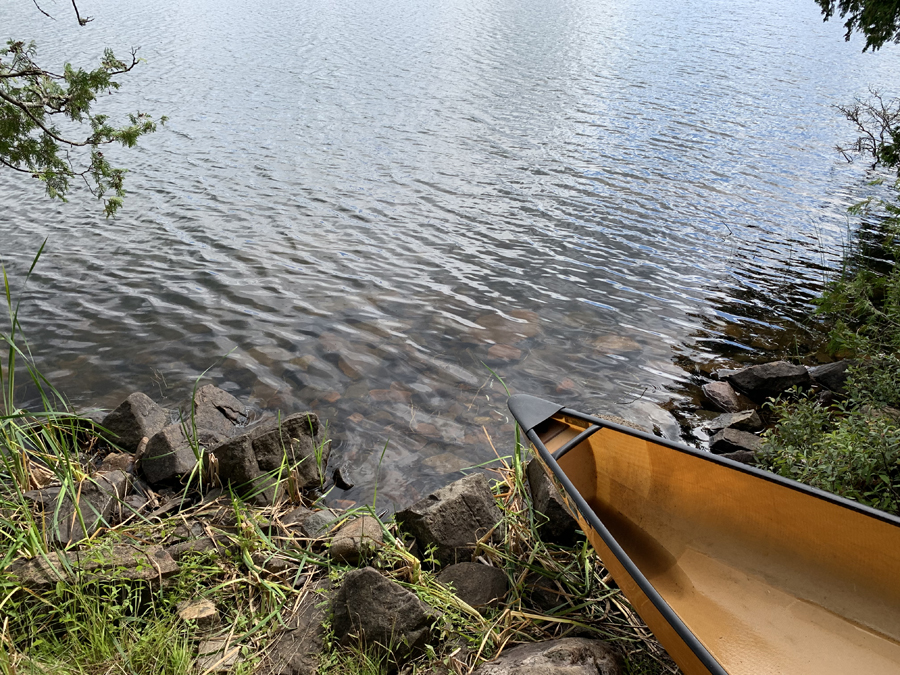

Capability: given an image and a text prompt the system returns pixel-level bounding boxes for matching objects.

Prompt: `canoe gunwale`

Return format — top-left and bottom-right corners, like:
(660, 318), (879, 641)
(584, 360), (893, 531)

(508, 393), (900, 675)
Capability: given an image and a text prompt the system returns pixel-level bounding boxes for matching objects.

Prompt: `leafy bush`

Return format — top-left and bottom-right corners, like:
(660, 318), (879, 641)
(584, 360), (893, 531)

(760, 362), (900, 515)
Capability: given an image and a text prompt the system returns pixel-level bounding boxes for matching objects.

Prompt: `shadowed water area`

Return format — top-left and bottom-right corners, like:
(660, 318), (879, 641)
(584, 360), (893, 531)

(2, 0), (900, 510)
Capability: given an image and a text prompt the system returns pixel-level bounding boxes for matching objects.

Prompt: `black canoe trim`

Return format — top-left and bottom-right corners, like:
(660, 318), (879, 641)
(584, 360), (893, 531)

(520, 424), (728, 675)
(507, 394), (564, 434)
(509, 393), (900, 675)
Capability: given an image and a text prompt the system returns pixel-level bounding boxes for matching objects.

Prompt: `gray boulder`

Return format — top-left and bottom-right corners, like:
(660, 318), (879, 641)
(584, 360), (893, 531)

(396, 473), (503, 567)
(472, 639), (620, 675)
(437, 562), (508, 611)
(701, 381), (755, 413)
(101, 392), (168, 453)
(192, 384), (247, 436)
(209, 412), (324, 506)
(141, 424), (225, 485)
(808, 360), (851, 394)
(725, 361), (811, 402)
(704, 409), (764, 434)
(526, 459), (581, 546)
(709, 429), (762, 455)
(248, 413), (324, 487)
(300, 509), (340, 539)
(26, 471), (130, 544)
(331, 567), (440, 661)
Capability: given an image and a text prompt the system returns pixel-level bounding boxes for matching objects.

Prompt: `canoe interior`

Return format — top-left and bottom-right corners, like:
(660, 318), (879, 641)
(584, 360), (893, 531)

(536, 414), (900, 675)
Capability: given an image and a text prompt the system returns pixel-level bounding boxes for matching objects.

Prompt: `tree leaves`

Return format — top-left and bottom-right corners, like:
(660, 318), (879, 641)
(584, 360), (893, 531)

(0, 40), (165, 217)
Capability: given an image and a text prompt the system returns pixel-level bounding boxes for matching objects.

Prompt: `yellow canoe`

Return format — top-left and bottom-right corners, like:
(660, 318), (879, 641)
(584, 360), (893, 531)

(508, 394), (900, 675)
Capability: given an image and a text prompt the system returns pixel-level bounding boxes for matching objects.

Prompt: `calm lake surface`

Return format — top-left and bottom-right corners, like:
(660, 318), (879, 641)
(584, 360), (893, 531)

(2, 0), (899, 509)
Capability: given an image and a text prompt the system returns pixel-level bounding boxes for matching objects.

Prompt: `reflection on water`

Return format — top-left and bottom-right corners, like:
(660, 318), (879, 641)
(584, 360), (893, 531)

(1, 0), (899, 510)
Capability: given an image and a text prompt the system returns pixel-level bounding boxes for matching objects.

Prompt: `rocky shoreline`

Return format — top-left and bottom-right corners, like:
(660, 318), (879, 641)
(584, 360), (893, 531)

(5, 383), (673, 675)
(683, 358), (851, 464)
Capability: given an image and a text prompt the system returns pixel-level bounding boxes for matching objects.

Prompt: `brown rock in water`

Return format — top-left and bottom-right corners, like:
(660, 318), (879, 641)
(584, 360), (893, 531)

(487, 344), (522, 361)
(701, 381), (755, 413)
(472, 638), (620, 675)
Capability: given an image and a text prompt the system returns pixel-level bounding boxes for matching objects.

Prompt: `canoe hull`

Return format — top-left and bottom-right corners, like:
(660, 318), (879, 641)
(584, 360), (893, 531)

(510, 396), (900, 675)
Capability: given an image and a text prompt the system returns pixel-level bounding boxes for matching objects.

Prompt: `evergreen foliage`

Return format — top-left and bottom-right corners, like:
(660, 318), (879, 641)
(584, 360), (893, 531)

(0, 5), (163, 216)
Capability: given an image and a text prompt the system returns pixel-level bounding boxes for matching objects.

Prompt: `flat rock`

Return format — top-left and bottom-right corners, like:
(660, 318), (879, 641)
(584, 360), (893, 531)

(709, 428), (762, 455)
(526, 459), (581, 547)
(331, 567), (440, 662)
(330, 515), (383, 565)
(260, 582), (330, 675)
(196, 639), (242, 673)
(725, 361), (811, 402)
(396, 473), (503, 567)
(701, 381), (756, 413)
(808, 360), (851, 394)
(437, 562), (508, 611)
(472, 638), (620, 675)
(704, 410), (764, 434)
(9, 544), (178, 588)
(177, 598), (219, 628)
(100, 392), (168, 453)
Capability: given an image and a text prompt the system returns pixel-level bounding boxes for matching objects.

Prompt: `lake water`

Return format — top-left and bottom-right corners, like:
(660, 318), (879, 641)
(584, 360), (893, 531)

(1, 0), (899, 510)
